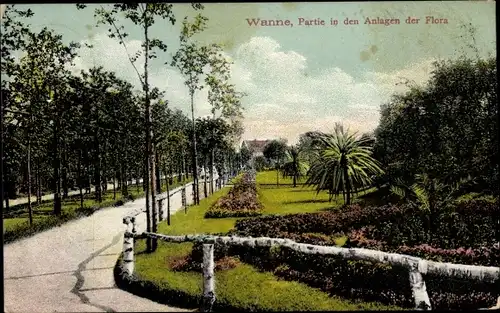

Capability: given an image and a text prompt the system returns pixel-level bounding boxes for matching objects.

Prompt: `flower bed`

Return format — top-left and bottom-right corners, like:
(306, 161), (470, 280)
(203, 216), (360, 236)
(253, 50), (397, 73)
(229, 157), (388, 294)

(205, 170), (263, 218)
(185, 199), (500, 309)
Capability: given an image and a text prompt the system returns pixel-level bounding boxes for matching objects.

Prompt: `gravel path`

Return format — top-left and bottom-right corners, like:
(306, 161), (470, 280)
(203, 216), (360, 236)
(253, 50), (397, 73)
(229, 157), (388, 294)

(4, 178), (221, 312)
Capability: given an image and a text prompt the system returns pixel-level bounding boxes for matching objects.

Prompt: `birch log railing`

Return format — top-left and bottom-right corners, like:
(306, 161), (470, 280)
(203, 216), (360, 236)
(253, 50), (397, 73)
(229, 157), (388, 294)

(119, 228), (500, 312)
(120, 173), (232, 273)
(155, 175), (227, 224)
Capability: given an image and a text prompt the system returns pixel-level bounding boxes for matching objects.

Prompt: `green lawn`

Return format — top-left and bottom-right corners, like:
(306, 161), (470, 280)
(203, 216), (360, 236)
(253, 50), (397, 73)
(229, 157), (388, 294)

(133, 172), (402, 311)
(258, 171), (374, 215)
(257, 170), (307, 185)
(3, 179), (192, 239)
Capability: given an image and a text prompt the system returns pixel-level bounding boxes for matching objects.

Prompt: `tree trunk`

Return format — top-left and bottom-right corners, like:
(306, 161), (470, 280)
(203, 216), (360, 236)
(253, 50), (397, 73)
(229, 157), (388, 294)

(177, 159), (182, 183)
(182, 149), (187, 181)
(78, 149), (84, 210)
(27, 137), (33, 226)
(143, 157), (147, 192)
(121, 162), (128, 197)
(94, 118), (102, 203)
(166, 159), (171, 225)
(144, 18), (158, 252)
(190, 91), (200, 205)
(203, 163), (208, 198)
(276, 165), (280, 187)
(155, 151), (161, 194)
(62, 146), (68, 199)
(53, 114), (62, 216)
(36, 159), (41, 204)
(136, 174), (140, 193)
(163, 163), (169, 190)
(5, 191), (9, 210)
(210, 149), (214, 194)
(344, 166), (351, 205)
(102, 140), (108, 196)
(145, 155), (152, 252)
(112, 174), (116, 200)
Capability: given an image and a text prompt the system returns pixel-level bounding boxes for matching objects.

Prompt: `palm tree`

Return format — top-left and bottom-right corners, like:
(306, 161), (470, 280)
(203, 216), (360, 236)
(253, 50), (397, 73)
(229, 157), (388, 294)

(305, 123), (384, 204)
(282, 145), (309, 187)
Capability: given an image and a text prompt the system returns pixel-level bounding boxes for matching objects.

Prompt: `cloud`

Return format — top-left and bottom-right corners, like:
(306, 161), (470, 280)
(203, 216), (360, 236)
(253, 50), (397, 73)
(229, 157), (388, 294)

(73, 33), (435, 145)
(231, 36), (436, 144)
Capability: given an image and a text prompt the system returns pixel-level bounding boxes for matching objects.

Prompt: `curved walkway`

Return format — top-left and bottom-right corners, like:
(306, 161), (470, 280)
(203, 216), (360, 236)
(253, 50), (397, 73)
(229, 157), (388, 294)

(4, 180), (217, 312)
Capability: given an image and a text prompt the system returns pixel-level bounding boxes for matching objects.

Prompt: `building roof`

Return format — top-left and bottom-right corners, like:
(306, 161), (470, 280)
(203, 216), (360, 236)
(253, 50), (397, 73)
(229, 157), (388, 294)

(242, 139), (272, 153)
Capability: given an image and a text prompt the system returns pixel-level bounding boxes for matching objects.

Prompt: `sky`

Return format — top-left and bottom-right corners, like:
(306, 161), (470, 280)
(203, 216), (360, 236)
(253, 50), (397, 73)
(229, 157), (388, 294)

(3, 2), (496, 145)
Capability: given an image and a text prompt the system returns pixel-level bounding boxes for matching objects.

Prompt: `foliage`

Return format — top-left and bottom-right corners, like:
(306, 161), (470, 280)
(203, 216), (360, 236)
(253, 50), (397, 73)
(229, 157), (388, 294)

(304, 123), (384, 204)
(122, 183), (400, 311)
(374, 57), (498, 196)
(239, 144), (252, 169)
(1, 4), (240, 239)
(226, 199), (499, 309)
(281, 145), (309, 187)
(263, 139), (288, 166)
(263, 139), (288, 187)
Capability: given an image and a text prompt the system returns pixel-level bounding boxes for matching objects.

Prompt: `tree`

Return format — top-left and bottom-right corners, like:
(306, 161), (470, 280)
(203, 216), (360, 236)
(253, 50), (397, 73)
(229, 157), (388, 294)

(10, 27), (80, 215)
(253, 155), (268, 172)
(263, 139), (287, 186)
(306, 124), (384, 204)
(282, 145), (309, 187)
(171, 13), (212, 205)
(1, 5), (34, 211)
(374, 56), (497, 195)
(195, 116), (231, 196)
(205, 43), (245, 192)
(79, 3), (203, 252)
(240, 145), (252, 169)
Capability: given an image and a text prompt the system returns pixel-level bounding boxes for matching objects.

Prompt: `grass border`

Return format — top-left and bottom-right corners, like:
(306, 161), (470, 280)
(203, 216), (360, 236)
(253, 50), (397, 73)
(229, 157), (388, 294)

(3, 207), (99, 244)
(114, 253), (251, 312)
(3, 180), (192, 244)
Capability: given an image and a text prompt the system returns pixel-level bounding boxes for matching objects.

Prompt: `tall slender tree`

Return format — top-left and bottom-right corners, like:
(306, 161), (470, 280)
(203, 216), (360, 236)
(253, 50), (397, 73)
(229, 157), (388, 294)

(171, 13), (211, 205)
(79, 3), (203, 251)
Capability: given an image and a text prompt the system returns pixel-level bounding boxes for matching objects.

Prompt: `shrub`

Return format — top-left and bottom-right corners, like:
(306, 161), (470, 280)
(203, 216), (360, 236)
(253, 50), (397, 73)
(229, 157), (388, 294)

(234, 200), (499, 249)
(228, 199), (500, 309)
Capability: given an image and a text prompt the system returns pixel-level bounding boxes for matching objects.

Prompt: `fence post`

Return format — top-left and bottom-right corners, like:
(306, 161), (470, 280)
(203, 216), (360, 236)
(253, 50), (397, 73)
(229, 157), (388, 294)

(202, 243), (216, 312)
(131, 216), (137, 234)
(409, 260), (431, 310)
(182, 186), (187, 214)
(167, 196), (171, 226)
(192, 182), (196, 204)
(122, 217), (135, 277)
(158, 198), (164, 221)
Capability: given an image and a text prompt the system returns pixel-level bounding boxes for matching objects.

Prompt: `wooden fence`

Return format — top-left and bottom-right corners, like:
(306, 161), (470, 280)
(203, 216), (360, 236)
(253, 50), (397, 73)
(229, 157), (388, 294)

(120, 175), (499, 312)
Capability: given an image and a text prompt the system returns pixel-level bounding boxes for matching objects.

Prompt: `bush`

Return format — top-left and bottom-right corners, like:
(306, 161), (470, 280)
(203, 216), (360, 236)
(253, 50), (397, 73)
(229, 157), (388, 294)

(227, 199), (500, 309)
(234, 200), (499, 249)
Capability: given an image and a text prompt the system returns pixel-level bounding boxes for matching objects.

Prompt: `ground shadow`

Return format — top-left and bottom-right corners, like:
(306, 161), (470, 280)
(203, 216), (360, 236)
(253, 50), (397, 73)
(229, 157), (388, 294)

(319, 206), (343, 212)
(283, 199), (330, 204)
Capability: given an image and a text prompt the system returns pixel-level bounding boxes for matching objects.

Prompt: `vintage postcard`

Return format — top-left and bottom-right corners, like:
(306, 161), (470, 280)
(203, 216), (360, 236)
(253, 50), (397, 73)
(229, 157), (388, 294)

(1, 1), (498, 312)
